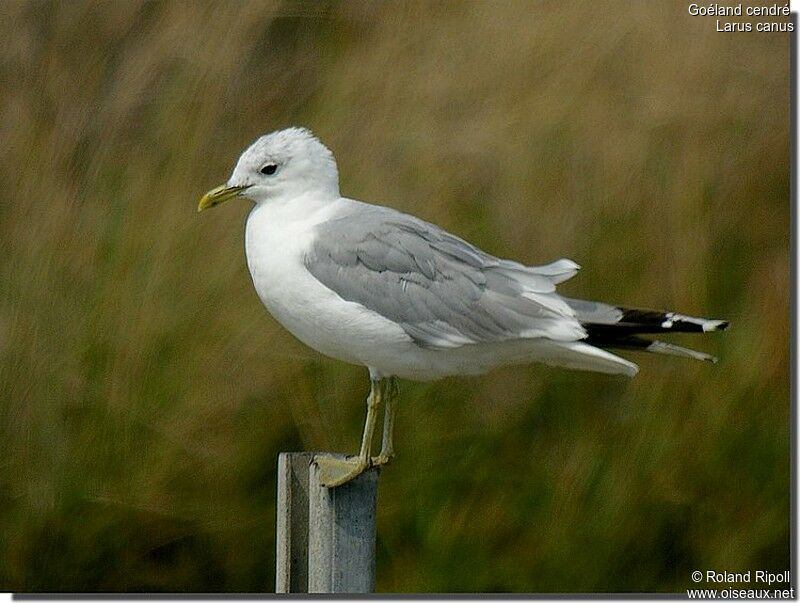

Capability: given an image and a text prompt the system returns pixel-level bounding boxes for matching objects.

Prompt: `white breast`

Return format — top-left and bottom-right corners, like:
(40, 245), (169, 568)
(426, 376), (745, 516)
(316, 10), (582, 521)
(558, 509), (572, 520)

(244, 197), (413, 371)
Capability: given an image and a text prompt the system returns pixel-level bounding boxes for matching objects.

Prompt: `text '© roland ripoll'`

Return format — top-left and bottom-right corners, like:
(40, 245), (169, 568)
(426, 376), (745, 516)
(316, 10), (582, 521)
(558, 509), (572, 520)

(688, 3), (794, 31)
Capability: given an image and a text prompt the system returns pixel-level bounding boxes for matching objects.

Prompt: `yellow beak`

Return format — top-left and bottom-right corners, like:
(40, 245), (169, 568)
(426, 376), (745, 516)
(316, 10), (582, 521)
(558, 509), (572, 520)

(197, 184), (251, 212)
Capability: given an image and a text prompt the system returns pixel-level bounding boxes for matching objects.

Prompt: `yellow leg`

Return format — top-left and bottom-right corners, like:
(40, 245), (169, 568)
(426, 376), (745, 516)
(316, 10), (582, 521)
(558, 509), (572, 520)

(316, 377), (383, 488)
(373, 377), (398, 466)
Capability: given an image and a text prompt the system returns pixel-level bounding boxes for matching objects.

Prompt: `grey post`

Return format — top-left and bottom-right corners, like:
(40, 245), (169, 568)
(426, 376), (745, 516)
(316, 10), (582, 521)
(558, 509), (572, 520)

(275, 452), (379, 593)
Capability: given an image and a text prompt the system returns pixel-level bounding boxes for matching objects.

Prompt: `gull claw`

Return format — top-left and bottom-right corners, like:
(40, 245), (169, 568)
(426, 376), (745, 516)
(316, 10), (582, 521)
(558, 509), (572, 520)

(371, 454), (393, 467)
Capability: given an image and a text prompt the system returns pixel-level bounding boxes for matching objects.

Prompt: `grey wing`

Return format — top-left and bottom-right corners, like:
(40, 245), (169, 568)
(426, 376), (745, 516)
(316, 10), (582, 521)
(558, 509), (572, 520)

(304, 205), (586, 349)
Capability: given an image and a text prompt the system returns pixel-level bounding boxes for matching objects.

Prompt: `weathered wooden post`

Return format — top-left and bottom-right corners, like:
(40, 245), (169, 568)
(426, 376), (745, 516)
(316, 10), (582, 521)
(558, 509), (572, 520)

(275, 452), (379, 593)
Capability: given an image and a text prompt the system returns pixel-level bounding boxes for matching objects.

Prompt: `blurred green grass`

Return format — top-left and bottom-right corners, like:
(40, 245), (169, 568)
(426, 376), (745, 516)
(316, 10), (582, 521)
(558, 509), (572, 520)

(0, 0), (789, 593)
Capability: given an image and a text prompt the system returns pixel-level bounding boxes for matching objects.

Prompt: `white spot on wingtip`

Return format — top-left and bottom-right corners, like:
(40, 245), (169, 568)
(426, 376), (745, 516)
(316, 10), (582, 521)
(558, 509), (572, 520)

(665, 312), (727, 332)
(702, 319), (727, 332)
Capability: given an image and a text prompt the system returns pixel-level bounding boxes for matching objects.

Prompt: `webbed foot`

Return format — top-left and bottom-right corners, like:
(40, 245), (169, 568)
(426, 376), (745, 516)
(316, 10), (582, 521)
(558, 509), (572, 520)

(315, 455), (370, 488)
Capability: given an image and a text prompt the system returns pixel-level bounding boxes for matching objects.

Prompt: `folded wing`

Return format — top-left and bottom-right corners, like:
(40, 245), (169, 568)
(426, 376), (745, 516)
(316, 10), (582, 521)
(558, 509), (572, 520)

(304, 204), (586, 350)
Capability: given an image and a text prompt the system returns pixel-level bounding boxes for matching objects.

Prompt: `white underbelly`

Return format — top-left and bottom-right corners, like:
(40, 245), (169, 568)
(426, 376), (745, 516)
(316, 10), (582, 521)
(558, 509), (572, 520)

(244, 246), (566, 381)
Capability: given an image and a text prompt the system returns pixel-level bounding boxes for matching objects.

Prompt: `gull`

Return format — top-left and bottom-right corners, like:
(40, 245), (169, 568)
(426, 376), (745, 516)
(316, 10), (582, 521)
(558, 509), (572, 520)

(198, 127), (728, 487)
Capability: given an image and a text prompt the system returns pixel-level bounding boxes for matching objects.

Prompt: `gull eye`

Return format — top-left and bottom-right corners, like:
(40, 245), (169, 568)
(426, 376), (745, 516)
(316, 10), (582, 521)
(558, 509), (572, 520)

(260, 163), (278, 176)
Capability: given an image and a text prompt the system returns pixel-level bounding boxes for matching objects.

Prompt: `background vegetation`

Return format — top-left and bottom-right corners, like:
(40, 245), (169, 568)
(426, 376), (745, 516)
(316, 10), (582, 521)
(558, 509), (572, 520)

(0, 0), (789, 593)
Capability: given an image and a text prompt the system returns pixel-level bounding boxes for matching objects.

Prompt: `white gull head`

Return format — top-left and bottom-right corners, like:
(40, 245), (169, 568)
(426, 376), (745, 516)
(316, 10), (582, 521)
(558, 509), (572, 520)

(227, 127), (340, 203)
